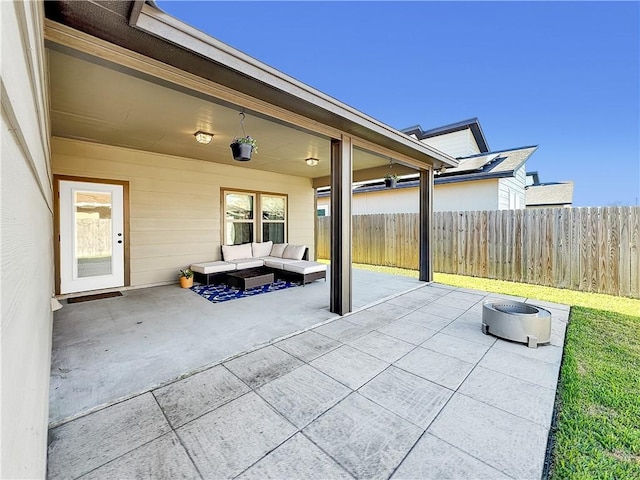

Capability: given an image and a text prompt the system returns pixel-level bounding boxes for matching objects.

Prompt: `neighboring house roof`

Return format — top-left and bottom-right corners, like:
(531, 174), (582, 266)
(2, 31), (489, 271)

(526, 182), (575, 207)
(402, 118), (490, 153)
(526, 171), (540, 185)
(434, 145), (538, 184)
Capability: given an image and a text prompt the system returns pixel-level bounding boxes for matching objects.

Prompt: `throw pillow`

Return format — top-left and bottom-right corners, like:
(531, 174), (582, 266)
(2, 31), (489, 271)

(222, 243), (252, 261)
(270, 243), (288, 258)
(252, 241), (273, 258)
(283, 244), (306, 260)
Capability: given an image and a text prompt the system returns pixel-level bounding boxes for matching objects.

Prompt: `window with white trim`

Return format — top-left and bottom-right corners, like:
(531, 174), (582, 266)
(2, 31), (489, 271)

(224, 192), (255, 245)
(223, 190), (287, 245)
(261, 195), (286, 243)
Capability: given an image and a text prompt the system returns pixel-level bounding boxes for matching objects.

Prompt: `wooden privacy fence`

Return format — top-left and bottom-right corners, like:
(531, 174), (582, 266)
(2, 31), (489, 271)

(317, 207), (640, 298)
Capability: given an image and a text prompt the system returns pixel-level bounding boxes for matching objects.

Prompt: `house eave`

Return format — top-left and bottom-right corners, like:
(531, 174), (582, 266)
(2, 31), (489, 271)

(435, 170), (515, 184)
(44, 0), (457, 170)
(133, 4), (458, 169)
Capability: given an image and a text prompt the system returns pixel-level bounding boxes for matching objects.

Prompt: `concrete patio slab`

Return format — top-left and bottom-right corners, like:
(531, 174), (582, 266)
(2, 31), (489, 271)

(392, 432), (511, 480)
(377, 319), (438, 345)
(402, 309), (456, 330)
(176, 392), (296, 479)
(50, 267), (423, 425)
(274, 330), (341, 362)
(428, 393), (549, 479)
(303, 393), (423, 480)
(458, 366), (557, 427)
(493, 336), (564, 364)
(385, 292), (437, 310)
(47, 393), (170, 479)
(347, 330), (415, 363)
(421, 332), (492, 363)
(440, 318), (498, 346)
(446, 290), (487, 302)
(154, 365), (250, 428)
(48, 281), (571, 479)
(479, 347), (561, 390)
(310, 345), (388, 390)
(79, 432), (198, 480)
(236, 433), (352, 480)
(394, 347), (475, 390)
(419, 302), (468, 320)
(431, 294), (480, 310)
(359, 366), (453, 429)
(313, 317), (374, 342)
(256, 364), (350, 428)
(223, 345), (303, 389)
(366, 301), (416, 319)
(343, 308), (398, 328)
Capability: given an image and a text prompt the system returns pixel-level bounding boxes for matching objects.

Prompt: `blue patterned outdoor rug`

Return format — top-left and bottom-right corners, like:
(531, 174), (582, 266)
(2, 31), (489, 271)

(191, 279), (300, 304)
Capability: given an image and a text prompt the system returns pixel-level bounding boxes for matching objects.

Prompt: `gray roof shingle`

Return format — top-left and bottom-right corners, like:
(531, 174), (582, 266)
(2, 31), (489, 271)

(525, 182), (575, 206)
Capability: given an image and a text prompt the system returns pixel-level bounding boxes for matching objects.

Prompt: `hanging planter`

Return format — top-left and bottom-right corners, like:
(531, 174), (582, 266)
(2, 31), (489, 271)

(384, 173), (398, 188)
(230, 136), (258, 161)
(230, 112), (258, 161)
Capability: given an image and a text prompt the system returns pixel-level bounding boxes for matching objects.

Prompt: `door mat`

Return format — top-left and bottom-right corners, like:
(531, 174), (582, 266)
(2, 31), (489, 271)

(191, 280), (300, 304)
(67, 291), (123, 303)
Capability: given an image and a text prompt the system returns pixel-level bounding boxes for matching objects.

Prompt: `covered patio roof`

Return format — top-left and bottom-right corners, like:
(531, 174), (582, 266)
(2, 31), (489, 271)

(44, 0), (458, 315)
(44, 0), (458, 176)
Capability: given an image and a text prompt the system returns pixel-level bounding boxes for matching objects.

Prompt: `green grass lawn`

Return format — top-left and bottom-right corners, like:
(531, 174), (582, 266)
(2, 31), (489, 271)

(329, 260), (640, 477)
(550, 306), (640, 479)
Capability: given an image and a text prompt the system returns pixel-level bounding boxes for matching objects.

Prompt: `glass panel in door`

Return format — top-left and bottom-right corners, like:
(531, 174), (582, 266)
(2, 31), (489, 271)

(75, 191), (113, 277)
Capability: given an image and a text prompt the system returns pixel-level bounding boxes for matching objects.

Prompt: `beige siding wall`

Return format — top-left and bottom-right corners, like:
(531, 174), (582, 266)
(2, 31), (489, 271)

(434, 179), (499, 211)
(420, 129), (480, 157)
(317, 188), (419, 215)
(1, 2), (53, 478)
(498, 164), (527, 209)
(52, 138), (315, 286)
(317, 178), (500, 214)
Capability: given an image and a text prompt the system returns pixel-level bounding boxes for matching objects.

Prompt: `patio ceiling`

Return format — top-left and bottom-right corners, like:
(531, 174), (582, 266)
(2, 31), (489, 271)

(44, 0), (458, 182)
(48, 48), (393, 180)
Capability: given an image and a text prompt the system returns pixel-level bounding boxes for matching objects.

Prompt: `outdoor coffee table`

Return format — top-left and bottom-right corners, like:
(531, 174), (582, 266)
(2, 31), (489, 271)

(226, 267), (274, 291)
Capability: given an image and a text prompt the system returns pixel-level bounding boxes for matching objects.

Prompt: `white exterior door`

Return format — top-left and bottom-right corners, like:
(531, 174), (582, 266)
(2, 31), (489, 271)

(59, 180), (125, 294)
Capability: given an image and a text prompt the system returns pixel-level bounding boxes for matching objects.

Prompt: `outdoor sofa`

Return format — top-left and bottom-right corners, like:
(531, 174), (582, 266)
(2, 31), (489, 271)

(190, 241), (327, 286)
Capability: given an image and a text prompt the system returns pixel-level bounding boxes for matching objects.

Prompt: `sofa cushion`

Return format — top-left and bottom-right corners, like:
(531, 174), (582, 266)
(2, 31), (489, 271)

(252, 241), (273, 258)
(269, 243), (288, 258)
(283, 244), (306, 260)
(222, 243), (253, 261)
(230, 258), (264, 270)
(264, 258), (300, 270)
(283, 261), (327, 274)
(191, 261), (236, 274)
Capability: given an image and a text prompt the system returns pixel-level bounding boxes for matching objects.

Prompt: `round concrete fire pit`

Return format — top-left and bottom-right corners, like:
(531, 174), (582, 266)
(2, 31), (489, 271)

(482, 301), (551, 348)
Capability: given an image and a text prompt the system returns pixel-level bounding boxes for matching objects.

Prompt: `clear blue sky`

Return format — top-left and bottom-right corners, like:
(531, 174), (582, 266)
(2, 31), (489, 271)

(158, 1), (640, 207)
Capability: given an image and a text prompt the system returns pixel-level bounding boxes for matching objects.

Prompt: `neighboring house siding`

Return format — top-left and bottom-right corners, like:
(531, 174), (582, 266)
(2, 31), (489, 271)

(420, 129), (480, 158)
(434, 179), (499, 211)
(317, 189), (419, 216)
(1, 1), (53, 478)
(52, 138), (315, 286)
(317, 178), (500, 214)
(498, 164), (527, 209)
(353, 188), (420, 215)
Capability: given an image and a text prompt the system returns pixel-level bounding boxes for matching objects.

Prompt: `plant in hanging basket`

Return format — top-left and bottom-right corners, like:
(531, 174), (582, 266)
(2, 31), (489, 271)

(230, 136), (258, 161)
(384, 173), (398, 188)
